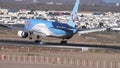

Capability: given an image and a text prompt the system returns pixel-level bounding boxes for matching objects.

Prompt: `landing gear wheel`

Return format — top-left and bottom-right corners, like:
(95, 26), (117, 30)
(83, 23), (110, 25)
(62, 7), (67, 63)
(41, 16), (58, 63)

(37, 35), (40, 39)
(29, 37), (32, 40)
(60, 41), (67, 44)
(34, 40), (41, 43)
(34, 40), (44, 44)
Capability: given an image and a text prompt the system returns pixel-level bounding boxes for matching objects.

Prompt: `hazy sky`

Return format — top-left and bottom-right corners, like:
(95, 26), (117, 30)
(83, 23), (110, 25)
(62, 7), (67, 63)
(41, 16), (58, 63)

(104, 0), (120, 3)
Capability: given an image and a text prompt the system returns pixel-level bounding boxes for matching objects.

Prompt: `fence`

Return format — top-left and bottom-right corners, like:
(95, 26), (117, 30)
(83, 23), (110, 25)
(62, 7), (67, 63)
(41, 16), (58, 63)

(0, 54), (119, 68)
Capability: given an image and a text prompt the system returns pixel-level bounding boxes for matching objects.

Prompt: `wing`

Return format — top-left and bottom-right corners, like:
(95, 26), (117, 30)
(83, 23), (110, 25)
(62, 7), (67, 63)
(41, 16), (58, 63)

(78, 28), (106, 34)
(77, 25), (120, 34)
(0, 24), (25, 31)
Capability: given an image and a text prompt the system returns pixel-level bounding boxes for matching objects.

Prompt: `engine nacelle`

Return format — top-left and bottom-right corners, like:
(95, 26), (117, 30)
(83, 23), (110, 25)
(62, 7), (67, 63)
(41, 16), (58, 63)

(17, 31), (28, 38)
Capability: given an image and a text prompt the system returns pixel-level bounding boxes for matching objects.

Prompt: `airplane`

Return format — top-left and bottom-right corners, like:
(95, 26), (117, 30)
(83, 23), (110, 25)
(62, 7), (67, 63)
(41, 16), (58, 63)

(18, 0), (80, 44)
(0, 0), (111, 44)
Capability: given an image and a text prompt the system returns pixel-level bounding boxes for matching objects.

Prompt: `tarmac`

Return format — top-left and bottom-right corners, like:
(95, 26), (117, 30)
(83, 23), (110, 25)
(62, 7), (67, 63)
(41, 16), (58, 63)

(0, 26), (120, 68)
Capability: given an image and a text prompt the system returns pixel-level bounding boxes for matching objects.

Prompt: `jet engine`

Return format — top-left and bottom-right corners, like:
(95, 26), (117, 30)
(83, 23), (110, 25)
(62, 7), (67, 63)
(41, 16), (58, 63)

(17, 31), (28, 38)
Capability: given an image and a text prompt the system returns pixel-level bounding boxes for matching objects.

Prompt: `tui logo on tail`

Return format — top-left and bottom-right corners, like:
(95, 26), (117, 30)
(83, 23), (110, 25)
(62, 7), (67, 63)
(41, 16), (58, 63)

(67, 0), (80, 27)
(71, 12), (77, 22)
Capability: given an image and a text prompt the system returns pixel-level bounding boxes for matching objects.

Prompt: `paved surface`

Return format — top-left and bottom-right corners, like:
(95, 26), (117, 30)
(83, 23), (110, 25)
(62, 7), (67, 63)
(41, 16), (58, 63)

(0, 38), (120, 50)
(0, 26), (120, 68)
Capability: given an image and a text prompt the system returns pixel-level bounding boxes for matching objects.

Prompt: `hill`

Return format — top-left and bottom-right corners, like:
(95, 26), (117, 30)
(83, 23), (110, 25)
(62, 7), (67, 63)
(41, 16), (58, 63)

(0, 0), (106, 5)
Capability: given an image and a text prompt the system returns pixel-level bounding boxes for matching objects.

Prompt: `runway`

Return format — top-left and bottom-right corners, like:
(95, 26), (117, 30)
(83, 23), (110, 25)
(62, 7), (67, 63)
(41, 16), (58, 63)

(0, 38), (120, 68)
(0, 24), (120, 50)
(0, 38), (120, 50)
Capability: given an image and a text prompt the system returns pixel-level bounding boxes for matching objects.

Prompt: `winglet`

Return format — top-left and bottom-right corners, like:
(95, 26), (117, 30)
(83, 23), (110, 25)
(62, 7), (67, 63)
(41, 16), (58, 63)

(67, 0), (80, 27)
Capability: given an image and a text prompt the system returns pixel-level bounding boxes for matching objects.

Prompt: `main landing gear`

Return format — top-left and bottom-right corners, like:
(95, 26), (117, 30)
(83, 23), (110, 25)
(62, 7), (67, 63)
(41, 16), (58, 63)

(60, 39), (67, 44)
(34, 35), (42, 44)
(29, 35), (42, 44)
(28, 32), (33, 40)
(34, 40), (41, 43)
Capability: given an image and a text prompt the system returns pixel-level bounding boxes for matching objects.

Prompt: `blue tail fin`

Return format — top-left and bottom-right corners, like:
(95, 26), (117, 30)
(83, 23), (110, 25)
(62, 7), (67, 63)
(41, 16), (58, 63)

(67, 0), (80, 27)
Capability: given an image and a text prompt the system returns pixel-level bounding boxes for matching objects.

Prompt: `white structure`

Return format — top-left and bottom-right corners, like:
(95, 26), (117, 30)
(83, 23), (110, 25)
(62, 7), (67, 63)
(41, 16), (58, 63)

(0, 8), (120, 29)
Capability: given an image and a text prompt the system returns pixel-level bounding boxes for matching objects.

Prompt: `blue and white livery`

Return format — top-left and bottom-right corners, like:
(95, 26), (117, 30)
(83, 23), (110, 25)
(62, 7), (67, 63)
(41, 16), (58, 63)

(18, 0), (80, 44)
(0, 0), (109, 44)
(15, 0), (108, 44)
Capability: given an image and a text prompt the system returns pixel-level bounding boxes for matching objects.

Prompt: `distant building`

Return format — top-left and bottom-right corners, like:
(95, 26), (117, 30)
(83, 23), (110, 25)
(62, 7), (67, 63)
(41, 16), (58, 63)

(14, 0), (23, 1)
(93, 12), (105, 15)
(87, 3), (95, 6)
(33, 0), (38, 3)
(116, 3), (120, 6)
(55, 3), (63, 5)
(46, 2), (54, 5)
(8, 9), (18, 13)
